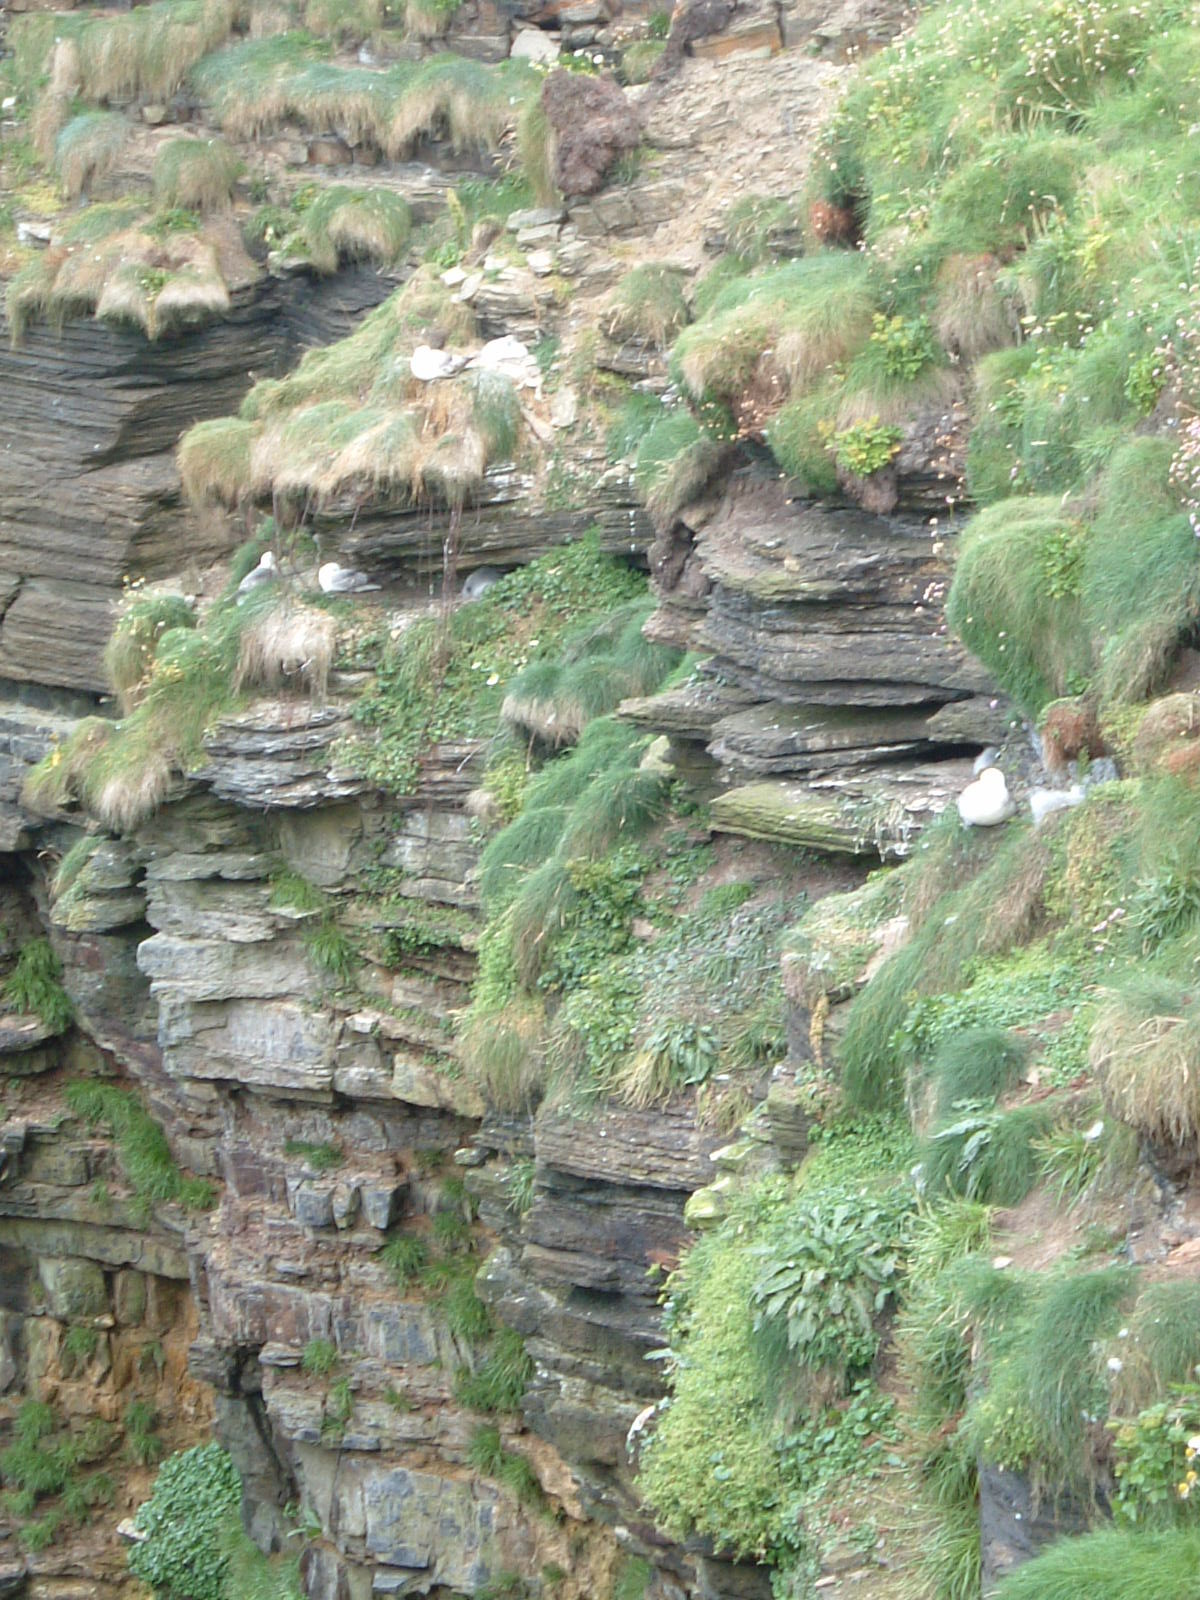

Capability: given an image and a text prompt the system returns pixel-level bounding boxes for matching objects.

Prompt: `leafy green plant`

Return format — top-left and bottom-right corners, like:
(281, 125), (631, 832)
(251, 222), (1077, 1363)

(129, 1443), (242, 1600)
(830, 417), (902, 476)
(301, 1338), (339, 1377)
(868, 312), (936, 380)
(922, 1101), (1055, 1206)
(1111, 1386), (1200, 1527)
(3, 938), (72, 1031)
(751, 1190), (912, 1376)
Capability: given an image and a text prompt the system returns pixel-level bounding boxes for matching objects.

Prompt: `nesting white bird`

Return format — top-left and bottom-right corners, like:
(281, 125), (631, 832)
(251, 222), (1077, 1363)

(410, 345), (466, 382)
(973, 746), (1000, 776)
(237, 551), (278, 596)
(318, 561), (379, 594)
(461, 566), (504, 601)
(1029, 784), (1085, 828)
(957, 766), (1015, 827)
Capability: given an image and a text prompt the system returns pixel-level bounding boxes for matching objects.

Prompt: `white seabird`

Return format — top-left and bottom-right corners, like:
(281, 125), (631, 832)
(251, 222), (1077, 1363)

(237, 551), (278, 596)
(318, 561), (380, 594)
(410, 345), (466, 382)
(957, 766), (1015, 827)
(461, 566), (504, 601)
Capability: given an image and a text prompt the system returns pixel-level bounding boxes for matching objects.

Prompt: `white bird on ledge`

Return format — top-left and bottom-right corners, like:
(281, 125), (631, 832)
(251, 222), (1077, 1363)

(957, 766), (1015, 827)
(318, 561), (379, 594)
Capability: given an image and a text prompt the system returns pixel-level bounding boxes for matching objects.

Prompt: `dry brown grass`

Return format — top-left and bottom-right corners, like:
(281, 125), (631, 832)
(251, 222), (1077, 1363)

(82, 0), (239, 103)
(1092, 987), (1200, 1149)
(934, 252), (1017, 363)
(233, 602), (335, 700)
(91, 750), (173, 835)
(56, 113), (129, 200)
(21, 719), (114, 817)
(459, 998), (547, 1112)
(834, 365), (961, 430)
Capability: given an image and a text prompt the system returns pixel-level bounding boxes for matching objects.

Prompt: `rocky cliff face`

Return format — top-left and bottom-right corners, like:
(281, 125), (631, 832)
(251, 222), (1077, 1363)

(8, 0), (1156, 1596)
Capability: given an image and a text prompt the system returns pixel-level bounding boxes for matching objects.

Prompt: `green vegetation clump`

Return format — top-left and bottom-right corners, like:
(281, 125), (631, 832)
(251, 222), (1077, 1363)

(993, 1526), (1200, 1600)
(601, 265), (690, 349)
(64, 1080), (214, 1213)
(178, 268), (509, 515)
(274, 185), (412, 275)
(24, 583), (331, 832)
(191, 42), (540, 166)
(3, 938), (72, 1031)
(301, 1338), (339, 1376)
(466, 1426), (544, 1509)
(153, 137), (240, 211)
(129, 1443), (242, 1600)
(351, 536), (651, 797)
(455, 1328), (533, 1414)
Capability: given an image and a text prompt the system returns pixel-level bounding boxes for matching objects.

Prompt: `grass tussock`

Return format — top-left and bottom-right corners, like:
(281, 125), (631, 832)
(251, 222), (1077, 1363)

(153, 137), (240, 212)
(180, 272), (515, 513)
(6, 208), (234, 345)
(54, 112), (129, 200)
(501, 598), (675, 748)
(1091, 974), (1200, 1150)
(103, 593), (197, 712)
(280, 186), (412, 275)
(192, 43), (538, 165)
(22, 587), (329, 834)
(233, 602), (335, 701)
(601, 265), (690, 349)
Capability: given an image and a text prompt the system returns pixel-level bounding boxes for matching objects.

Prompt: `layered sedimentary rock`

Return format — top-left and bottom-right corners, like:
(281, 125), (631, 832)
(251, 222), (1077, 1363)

(630, 470), (1010, 854)
(0, 268), (393, 694)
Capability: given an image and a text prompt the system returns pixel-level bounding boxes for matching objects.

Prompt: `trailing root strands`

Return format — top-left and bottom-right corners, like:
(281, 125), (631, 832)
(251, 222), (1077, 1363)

(233, 603), (335, 700)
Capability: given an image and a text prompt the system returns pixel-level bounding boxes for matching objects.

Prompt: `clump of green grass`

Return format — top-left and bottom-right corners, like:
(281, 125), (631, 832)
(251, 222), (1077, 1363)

(378, 1233), (428, 1291)
(1090, 973), (1200, 1151)
(64, 1080), (214, 1213)
(601, 264), (690, 349)
(301, 1338), (338, 1376)
(455, 1328), (533, 1414)
(153, 137), (240, 212)
(54, 111), (128, 199)
(278, 186), (412, 275)
(466, 1426), (543, 1508)
(283, 1139), (344, 1172)
(1109, 1279), (1200, 1413)
(945, 497), (1092, 716)
(3, 939), (72, 1032)
(631, 404), (725, 528)
(500, 599), (676, 749)
(921, 1102), (1056, 1206)
(103, 592), (197, 711)
(993, 1526), (1200, 1599)
(926, 1026), (1027, 1119)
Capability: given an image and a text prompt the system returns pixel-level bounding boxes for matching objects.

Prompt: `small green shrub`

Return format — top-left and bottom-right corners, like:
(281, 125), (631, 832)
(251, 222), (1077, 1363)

(831, 417), (902, 476)
(129, 1443), (242, 1600)
(751, 1189), (912, 1378)
(303, 919), (357, 984)
(1111, 1386), (1200, 1528)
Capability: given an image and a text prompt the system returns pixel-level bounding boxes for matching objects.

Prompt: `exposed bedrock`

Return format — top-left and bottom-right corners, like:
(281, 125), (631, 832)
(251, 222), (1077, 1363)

(628, 471), (1010, 855)
(0, 267), (394, 695)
